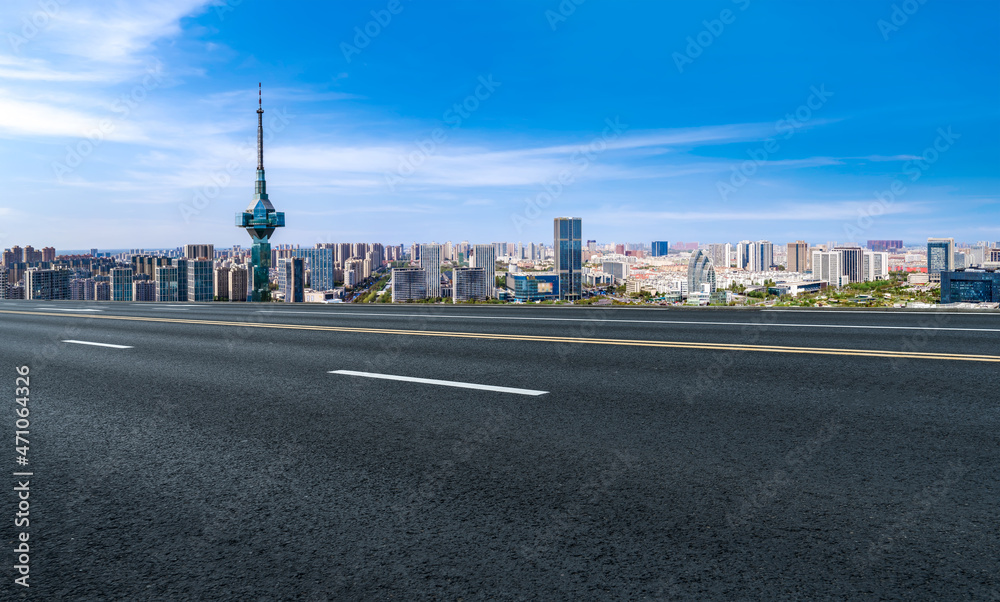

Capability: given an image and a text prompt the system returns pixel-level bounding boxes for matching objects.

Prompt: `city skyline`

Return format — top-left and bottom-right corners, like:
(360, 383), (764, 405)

(0, 1), (997, 248)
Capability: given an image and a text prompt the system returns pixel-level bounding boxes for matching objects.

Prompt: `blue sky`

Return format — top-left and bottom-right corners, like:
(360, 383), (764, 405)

(0, 0), (997, 250)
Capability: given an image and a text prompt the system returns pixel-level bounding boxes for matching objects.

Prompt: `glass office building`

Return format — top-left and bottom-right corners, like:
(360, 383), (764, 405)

(111, 267), (133, 301)
(292, 248), (336, 291)
(508, 273), (559, 301)
(278, 257), (305, 303)
(154, 266), (179, 302)
(554, 217), (582, 301)
(651, 241), (670, 257)
(927, 237), (955, 281)
(186, 260), (214, 302)
(687, 250), (717, 295)
(940, 270), (1000, 303)
(419, 244), (441, 298)
(174, 258), (188, 302)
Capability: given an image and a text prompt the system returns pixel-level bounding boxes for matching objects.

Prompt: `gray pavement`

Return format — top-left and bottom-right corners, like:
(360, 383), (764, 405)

(2, 300), (998, 600)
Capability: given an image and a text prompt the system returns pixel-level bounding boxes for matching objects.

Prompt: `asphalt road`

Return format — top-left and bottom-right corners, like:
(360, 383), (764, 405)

(1, 300), (998, 600)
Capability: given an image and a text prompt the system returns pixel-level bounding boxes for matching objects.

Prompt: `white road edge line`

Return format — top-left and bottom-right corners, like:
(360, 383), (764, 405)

(260, 311), (1000, 333)
(329, 370), (548, 396)
(32, 308), (104, 312)
(62, 340), (133, 349)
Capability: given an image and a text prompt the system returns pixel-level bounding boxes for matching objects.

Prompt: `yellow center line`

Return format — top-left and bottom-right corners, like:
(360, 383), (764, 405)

(2, 309), (998, 362)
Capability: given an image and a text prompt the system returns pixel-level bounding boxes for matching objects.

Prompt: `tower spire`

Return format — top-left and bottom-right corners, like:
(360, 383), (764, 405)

(256, 83), (264, 170)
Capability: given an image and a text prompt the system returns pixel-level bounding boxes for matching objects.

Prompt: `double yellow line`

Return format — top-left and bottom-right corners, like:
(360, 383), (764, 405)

(3, 309), (999, 362)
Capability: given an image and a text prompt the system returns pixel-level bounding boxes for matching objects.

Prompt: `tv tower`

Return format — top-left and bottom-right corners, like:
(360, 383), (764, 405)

(236, 83), (285, 301)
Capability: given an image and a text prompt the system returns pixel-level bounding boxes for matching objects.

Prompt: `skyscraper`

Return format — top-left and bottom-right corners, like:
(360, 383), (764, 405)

(154, 266), (179, 302)
(554, 217), (582, 301)
(834, 246), (864, 284)
(927, 237), (955, 281)
(754, 240), (774, 272)
(174, 258), (188, 302)
(215, 266), (230, 301)
(278, 257), (305, 303)
(186, 259), (214, 302)
(787, 241), (808, 273)
(293, 248), (336, 291)
(687, 250), (717, 295)
(470, 244), (497, 297)
(736, 241), (752, 270)
(236, 84), (285, 301)
(651, 241), (670, 257)
(184, 244), (214, 260)
(111, 267), (133, 301)
(419, 243), (441, 298)
(228, 266), (249, 302)
(812, 251), (847, 287)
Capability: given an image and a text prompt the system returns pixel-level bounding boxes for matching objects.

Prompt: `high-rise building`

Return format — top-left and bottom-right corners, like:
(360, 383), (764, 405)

(602, 260), (629, 284)
(236, 85), (285, 301)
(736, 241), (752, 270)
(131, 255), (171, 278)
(228, 266), (248, 302)
(470, 244), (497, 297)
(184, 244), (214, 260)
(0, 269), (7, 299)
(687, 250), (717, 296)
(25, 268), (69, 300)
(587, 240), (597, 253)
(787, 241), (808, 273)
(41, 247), (56, 262)
(214, 266), (230, 301)
(867, 240), (904, 253)
(174, 258), (188, 302)
(391, 268), (427, 302)
(452, 267), (489, 303)
(651, 241), (670, 257)
(278, 257), (305, 303)
(554, 217), (582, 300)
(753, 240), (774, 272)
(133, 280), (156, 302)
(812, 251), (848, 287)
(186, 259), (214, 302)
(419, 243), (441, 298)
(292, 248), (336, 291)
(94, 281), (110, 301)
(834, 246), (864, 284)
(927, 237), (955, 281)
(111, 267), (133, 301)
(861, 251), (889, 281)
(154, 266), (179, 302)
